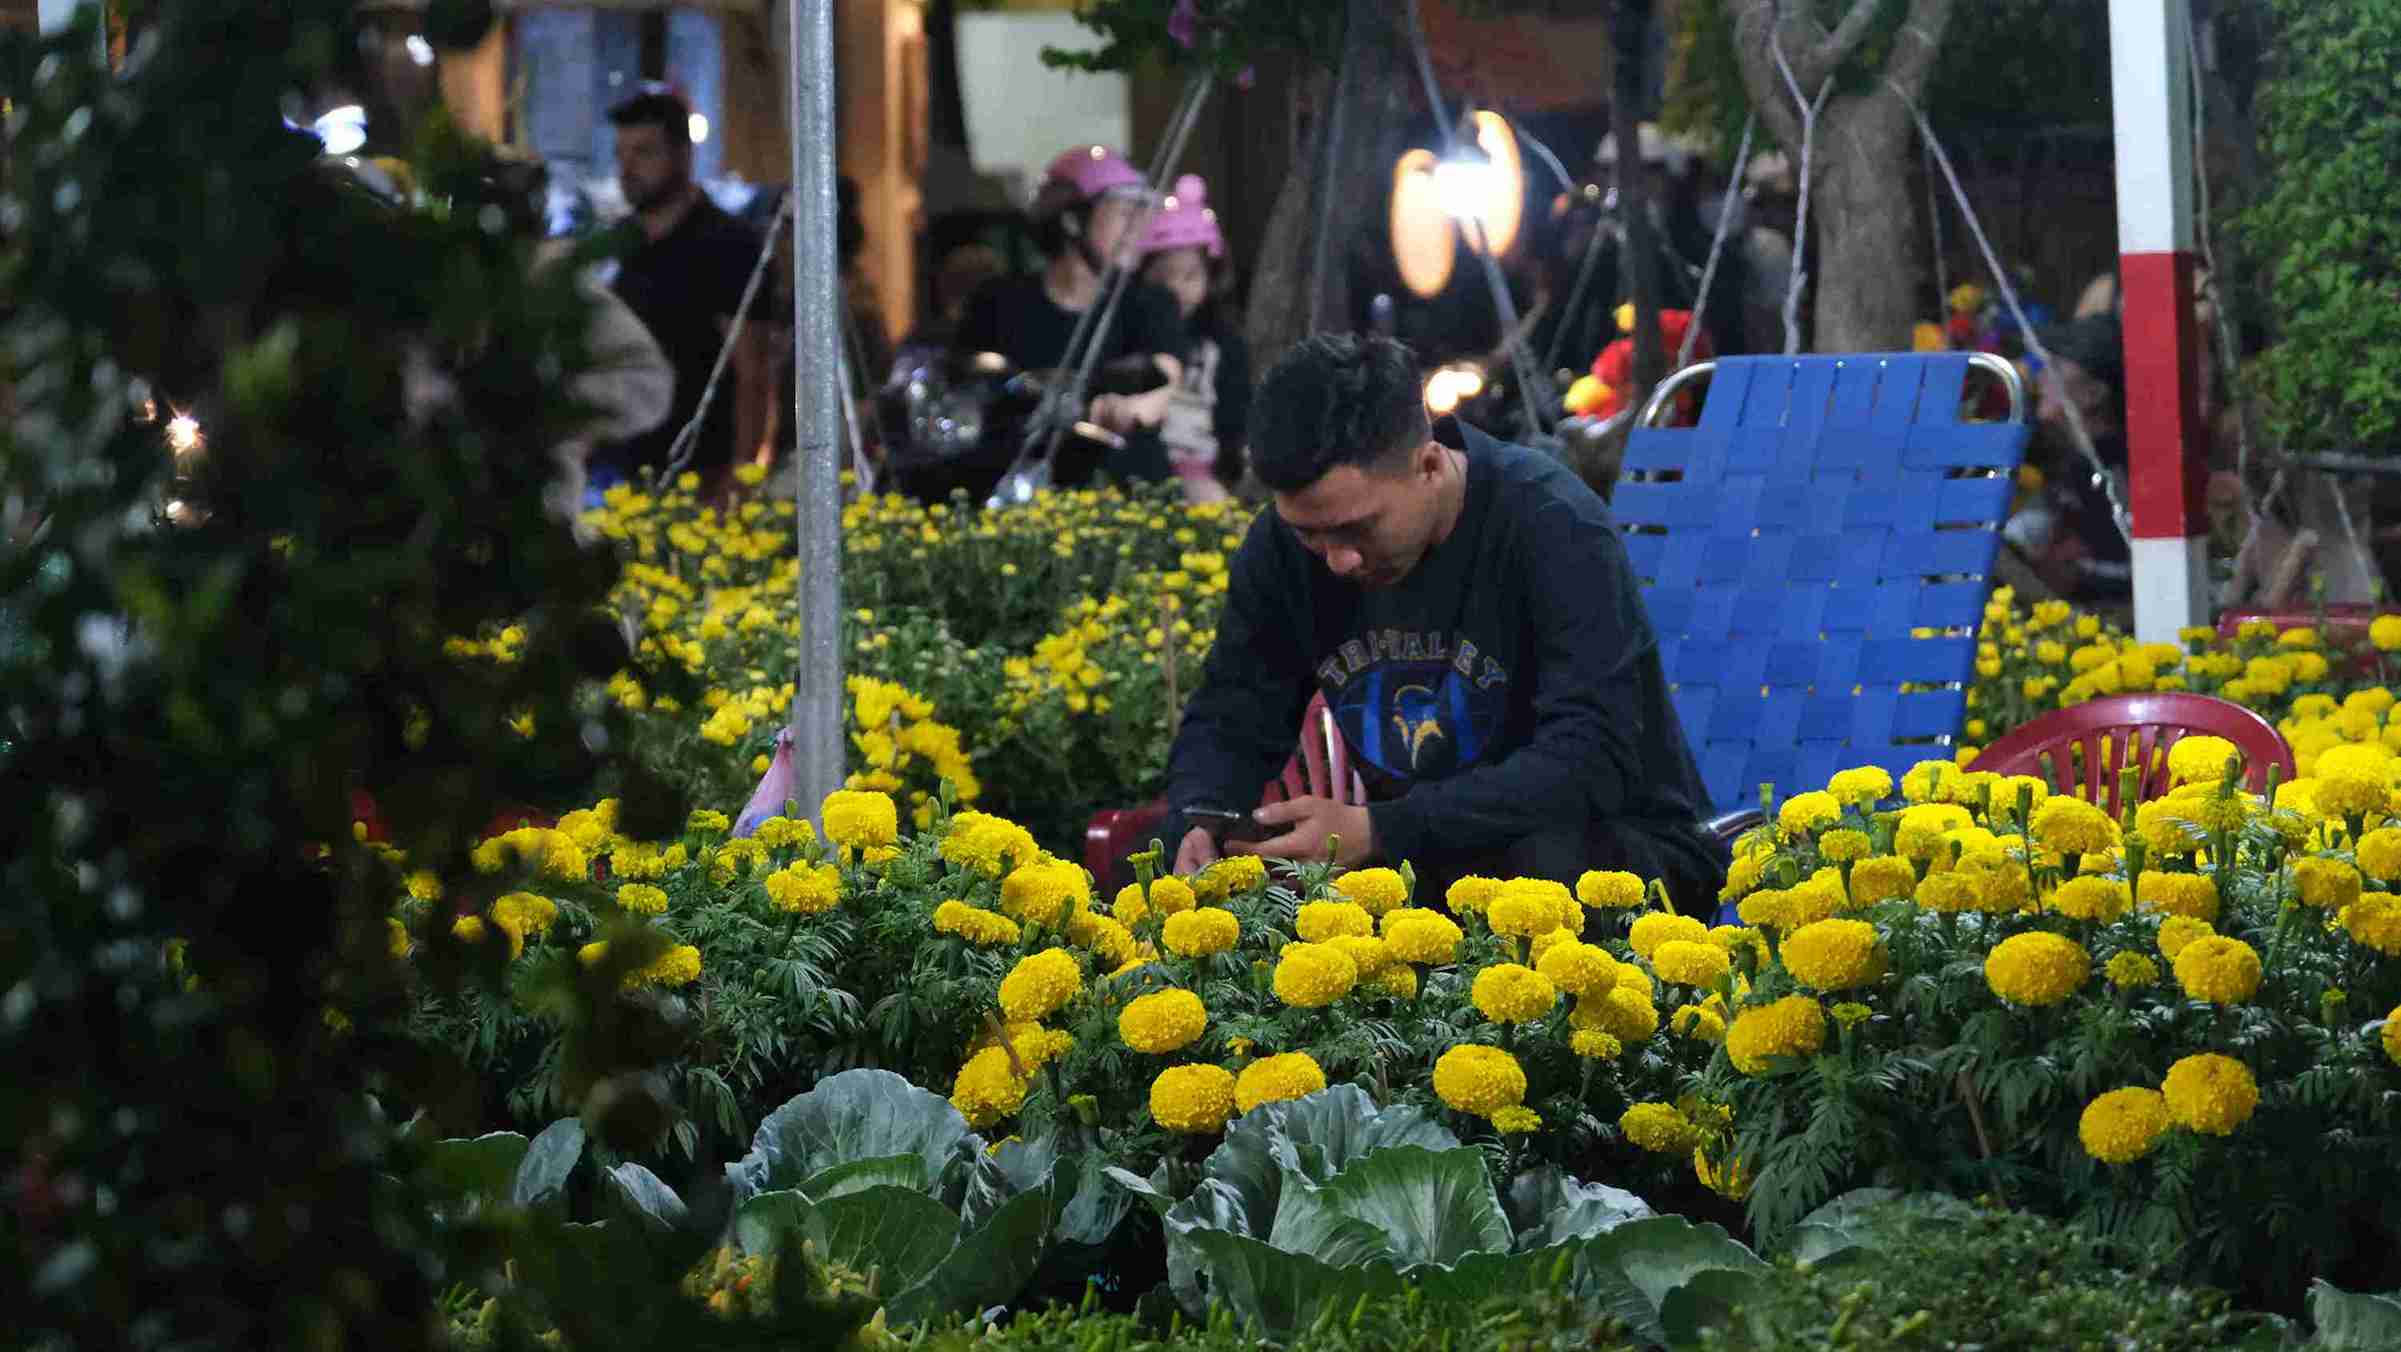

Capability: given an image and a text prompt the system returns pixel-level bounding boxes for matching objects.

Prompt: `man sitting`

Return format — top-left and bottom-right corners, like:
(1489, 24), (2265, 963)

(1163, 333), (1727, 912)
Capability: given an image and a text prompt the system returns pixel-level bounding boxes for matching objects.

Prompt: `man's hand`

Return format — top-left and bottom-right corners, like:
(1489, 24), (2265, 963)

(1229, 796), (1374, 868)
(1172, 826), (1220, 876)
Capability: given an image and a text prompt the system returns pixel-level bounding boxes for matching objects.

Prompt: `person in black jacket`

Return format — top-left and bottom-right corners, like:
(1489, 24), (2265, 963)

(1139, 174), (1250, 502)
(1163, 334), (1727, 912)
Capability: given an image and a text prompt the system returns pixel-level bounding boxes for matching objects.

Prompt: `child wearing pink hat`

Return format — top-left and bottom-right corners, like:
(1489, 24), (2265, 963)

(1140, 174), (1249, 504)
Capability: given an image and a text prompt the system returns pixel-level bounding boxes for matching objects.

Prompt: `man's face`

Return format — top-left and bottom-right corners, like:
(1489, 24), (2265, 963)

(1274, 443), (1448, 589)
(615, 122), (689, 212)
(2037, 357), (2109, 429)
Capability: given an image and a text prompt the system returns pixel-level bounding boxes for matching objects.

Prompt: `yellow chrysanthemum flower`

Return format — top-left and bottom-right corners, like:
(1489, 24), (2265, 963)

(1471, 963), (1558, 1024)
(933, 900), (1021, 947)
(763, 862), (841, 915)
(1272, 942), (1358, 1007)
(1535, 939), (1621, 997)
(2173, 935), (2262, 1006)
(2104, 950), (2160, 989)
(1620, 1102), (1698, 1153)
(1628, 912), (1709, 960)
(1118, 989), (1209, 1054)
(1431, 1044), (1527, 1116)
(998, 947), (1084, 1020)
(2161, 1052), (2258, 1135)
(1332, 867), (1409, 915)
(1149, 1064), (1237, 1134)
(1233, 1052), (1327, 1113)
(1725, 995), (1828, 1074)
(1984, 931), (2090, 1006)
(2049, 876), (2131, 924)
(1650, 939), (1733, 988)
(2078, 1086), (2171, 1163)
(1294, 900), (1375, 943)
(1779, 918), (1885, 992)
(1162, 907), (1239, 957)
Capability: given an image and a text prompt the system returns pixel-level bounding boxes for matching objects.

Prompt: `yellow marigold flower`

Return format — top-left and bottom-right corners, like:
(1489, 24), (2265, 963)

(1778, 791), (1842, 837)
(941, 811), (1039, 878)
(2173, 935), (2262, 1005)
(2134, 872), (2218, 922)
(687, 809), (731, 836)
(474, 827), (589, 882)
(1826, 765), (1895, 808)
(1850, 857), (1919, 906)
(1332, 867), (1409, 915)
(1118, 989), (1209, 1054)
(451, 914), (487, 943)
(821, 789), (899, 850)
(1670, 1005), (1727, 1043)
(1615, 965), (1655, 999)
(2079, 1087), (2171, 1164)
(1377, 964), (1420, 998)
(1574, 870), (1646, 908)
(2294, 857), (2364, 910)
(628, 944), (702, 988)
(601, 883), (665, 918)
(1146, 875), (1198, 915)
(1651, 939), (1732, 988)
(999, 948), (1084, 1020)
(1818, 829), (1872, 863)
(2049, 876), (2131, 923)
(2166, 735), (2239, 786)
(1331, 935), (1391, 977)
(387, 917), (412, 960)
(1620, 1102), (1698, 1153)
(488, 892), (559, 959)
(1448, 875), (1504, 913)
(1162, 908), (1239, 957)
(1709, 924), (1770, 966)
(2161, 1052), (2258, 1135)
(2343, 894), (2401, 955)
(2105, 951), (2160, 989)
(1571, 1029), (1624, 1059)
(1628, 912), (1709, 960)
(1490, 1105), (1544, 1134)
(2317, 772), (2389, 820)
(1112, 883), (1151, 927)
(1490, 879), (1575, 938)
(1197, 855), (1268, 899)
(1894, 803), (1974, 860)
(763, 862), (841, 915)
(1780, 919), (1885, 992)
(999, 857), (1091, 928)
(1294, 900), (1374, 943)
(405, 870), (444, 902)
(1527, 928), (1572, 968)
(2356, 828), (2401, 883)
(1911, 872), (1978, 915)
(2383, 1005), (2401, 1066)
(1471, 963), (1558, 1023)
(933, 900), (1021, 947)
(1830, 1001), (1872, 1030)
(2026, 798), (2121, 860)
(1984, 931), (2091, 1006)
(1234, 1052), (1327, 1113)
(1900, 759), (1956, 803)
(1736, 887), (1791, 929)
(2133, 799), (2204, 857)
(2373, 616), (2401, 653)
(2156, 915), (2214, 960)
(1725, 995), (1828, 1073)
(950, 1046), (1028, 1128)
(1431, 1044), (1527, 1116)
(1537, 939), (1622, 996)
(753, 816), (811, 850)
(1273, 942), (1358, 1007)
(1380, 908), (1463, 964)
(2162, 783), (2253, 835)
(1575, 987), (1661, 1044)
(1068, 912), (1137, 966)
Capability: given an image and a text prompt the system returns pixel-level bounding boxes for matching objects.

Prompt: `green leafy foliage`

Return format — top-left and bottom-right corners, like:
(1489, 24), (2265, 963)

(2239, 0), (2401, 457)
(2307, 1279), (2401, 1351)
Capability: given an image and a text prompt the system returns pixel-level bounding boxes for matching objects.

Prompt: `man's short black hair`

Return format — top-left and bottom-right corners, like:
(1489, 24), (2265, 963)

(1249, 333), (1430, 492)
(607, 90), (693, 150)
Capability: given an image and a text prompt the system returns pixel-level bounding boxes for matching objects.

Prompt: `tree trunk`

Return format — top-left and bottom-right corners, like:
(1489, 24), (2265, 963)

(1613, 0), (1663, 393)
(1244, 0), (1414, 367)
(1808, 93), (1922, 352)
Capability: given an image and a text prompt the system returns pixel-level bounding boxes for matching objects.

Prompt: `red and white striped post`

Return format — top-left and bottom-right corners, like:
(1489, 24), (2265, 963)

(2109, 0), (2211, 642)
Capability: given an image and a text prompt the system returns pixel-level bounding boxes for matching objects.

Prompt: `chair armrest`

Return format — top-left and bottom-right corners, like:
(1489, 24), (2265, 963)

(1086, 800), (1170, 895)
(1703, 808), (1765, 844)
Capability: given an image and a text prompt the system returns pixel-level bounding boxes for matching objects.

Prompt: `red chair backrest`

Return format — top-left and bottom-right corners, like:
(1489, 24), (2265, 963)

(1261, 690), (1368, 807)
(1970, 692), (2293, 817)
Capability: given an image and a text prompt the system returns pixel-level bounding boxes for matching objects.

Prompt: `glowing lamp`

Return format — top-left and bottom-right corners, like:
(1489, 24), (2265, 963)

(1422, 364), (1485, 416)
(1390, 149), (1457, 299)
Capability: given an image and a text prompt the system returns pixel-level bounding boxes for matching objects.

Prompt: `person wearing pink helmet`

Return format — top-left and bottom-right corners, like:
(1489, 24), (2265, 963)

(1141, 174), (1250, 504)
(952, 145), (1186, 487)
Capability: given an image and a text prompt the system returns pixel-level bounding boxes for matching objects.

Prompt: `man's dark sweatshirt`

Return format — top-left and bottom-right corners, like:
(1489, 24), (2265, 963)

(1164, 424), (1724, 897)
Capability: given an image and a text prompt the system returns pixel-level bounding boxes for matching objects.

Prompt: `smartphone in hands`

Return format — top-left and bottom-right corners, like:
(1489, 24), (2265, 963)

(1185, 806), (1269, 846)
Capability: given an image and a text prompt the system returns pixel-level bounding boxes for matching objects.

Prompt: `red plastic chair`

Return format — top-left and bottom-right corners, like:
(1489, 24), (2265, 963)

(2215, 604), (2397, 680)
(1969, 692), (2293, 817)
(1082, 691), (1365, 894)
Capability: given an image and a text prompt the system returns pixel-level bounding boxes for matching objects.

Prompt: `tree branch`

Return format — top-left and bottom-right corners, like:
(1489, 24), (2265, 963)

(1812, 0), (1883, 72)
(1727, 0), (1806, 152)
(1887, 0), (1956, 100)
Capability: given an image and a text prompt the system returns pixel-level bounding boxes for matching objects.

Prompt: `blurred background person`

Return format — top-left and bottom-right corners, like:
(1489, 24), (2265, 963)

(1139, 174), (1250, 504)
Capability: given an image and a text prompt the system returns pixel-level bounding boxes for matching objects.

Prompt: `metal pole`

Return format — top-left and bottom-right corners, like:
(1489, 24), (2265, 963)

(787, 0), (846, 820)
(2109, 0), (2210, 642)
